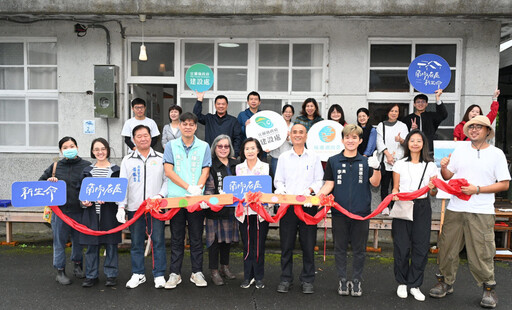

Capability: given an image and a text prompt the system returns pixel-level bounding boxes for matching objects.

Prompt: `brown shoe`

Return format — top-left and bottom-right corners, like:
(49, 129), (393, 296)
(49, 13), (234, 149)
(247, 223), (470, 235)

(211, 269), (224, 286)
(429, 274), (453, 298)
(220, 265), (236, 280)
(480, 283), (497, 308)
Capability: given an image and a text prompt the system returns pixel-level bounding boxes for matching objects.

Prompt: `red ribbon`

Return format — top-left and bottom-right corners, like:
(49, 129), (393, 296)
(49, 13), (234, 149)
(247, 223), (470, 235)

(49, 178), (470, 236)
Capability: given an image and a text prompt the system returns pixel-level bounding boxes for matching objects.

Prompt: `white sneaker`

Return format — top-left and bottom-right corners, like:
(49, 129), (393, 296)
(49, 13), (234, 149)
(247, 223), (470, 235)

(190, 272), (208, 287)
(397, 284), (408, 298)
(410, 287), (425, 301)
(154, 276), (165, 289)
(164, 273), (182, 289)
(126, 273), (146, 289)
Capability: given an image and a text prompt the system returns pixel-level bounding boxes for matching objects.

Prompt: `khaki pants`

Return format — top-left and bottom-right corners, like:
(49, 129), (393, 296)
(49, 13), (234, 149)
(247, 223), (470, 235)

(438, 210), (496, 286)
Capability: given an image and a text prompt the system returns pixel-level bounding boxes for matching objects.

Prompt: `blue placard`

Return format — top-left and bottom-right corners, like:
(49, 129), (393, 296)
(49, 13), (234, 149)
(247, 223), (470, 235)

(222, 175), (272, 207)
(407, 54), (451, 94)
(185, 63), (214, 92)
(11, 181), (67, 207)
(79, 177), (128, 202)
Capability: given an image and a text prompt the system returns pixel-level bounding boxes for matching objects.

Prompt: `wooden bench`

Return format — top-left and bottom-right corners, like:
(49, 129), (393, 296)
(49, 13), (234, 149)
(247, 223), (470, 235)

(0, 206), (47, 243)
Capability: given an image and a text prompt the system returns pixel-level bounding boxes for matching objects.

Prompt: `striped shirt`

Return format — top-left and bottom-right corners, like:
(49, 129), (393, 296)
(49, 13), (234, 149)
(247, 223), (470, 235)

(90, 166), (110, 215)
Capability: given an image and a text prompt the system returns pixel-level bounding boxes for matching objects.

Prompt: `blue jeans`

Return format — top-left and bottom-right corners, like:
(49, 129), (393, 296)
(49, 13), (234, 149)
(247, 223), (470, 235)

(85, 244), (119, 279)
(127, 211), (166, 277)
(51, 212), (83, 270)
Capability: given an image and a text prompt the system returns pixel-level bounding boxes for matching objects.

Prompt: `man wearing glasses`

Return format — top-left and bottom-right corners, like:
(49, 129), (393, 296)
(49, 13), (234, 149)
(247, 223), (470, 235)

(430, 115), (510, 309)
(121, 98), (160, 151)
(402, 89), (447, 152)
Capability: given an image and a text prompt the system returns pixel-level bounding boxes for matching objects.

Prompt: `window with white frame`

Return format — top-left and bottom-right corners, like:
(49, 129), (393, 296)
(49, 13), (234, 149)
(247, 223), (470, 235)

(367, 39), (461, 140)
(0, 39), (58, 150)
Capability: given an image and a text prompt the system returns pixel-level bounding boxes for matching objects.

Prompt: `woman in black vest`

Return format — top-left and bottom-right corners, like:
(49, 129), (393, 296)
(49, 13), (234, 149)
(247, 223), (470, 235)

(203, 134), (239, 285)
(79, 138), (122, 287)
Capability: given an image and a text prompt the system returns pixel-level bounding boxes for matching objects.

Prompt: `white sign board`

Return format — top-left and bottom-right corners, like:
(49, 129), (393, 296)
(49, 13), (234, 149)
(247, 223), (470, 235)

(433, 140), (470, 199)
(246, 111), (289, 151)
(306, 120), (344, 161)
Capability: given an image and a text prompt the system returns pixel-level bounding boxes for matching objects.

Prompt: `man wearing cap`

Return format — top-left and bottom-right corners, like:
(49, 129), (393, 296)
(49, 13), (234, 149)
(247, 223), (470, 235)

(429, 115), (510, 309)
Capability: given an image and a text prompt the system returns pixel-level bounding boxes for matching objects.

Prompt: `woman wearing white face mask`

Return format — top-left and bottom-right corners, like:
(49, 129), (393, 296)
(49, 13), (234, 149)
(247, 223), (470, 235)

(40, 136), (91, 285)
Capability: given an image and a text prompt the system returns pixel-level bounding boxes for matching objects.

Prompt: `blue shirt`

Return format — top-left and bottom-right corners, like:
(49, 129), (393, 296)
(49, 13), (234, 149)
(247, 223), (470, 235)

(324, 152), (374, 217)
(237, 108), (260, 141)
(163, 136), (212, 168)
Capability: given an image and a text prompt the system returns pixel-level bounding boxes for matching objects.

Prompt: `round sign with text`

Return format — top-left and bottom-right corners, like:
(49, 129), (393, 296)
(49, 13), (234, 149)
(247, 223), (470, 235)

(407, 54), (451, 94)
(246, 111), (288, 151)
(306, 120), (344, 161)
(185, 63), (214, 92)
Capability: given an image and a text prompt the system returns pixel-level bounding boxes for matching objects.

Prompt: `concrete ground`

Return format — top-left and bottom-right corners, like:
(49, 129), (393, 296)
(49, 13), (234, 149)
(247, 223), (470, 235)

(1, 243), (511, 310)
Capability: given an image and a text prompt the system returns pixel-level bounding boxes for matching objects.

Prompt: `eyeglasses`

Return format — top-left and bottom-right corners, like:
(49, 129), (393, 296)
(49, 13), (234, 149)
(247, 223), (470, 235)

(468, 124), (484, 131)
(133, 105), (145, 110)
(216, 144), (230, 149)
(93, 147), (107, 153)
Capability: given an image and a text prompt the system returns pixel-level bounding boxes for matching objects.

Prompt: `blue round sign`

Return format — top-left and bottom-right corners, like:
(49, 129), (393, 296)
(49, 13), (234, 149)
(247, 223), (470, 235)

(407, 54), (451, 94)
(185, 63), (214, 92)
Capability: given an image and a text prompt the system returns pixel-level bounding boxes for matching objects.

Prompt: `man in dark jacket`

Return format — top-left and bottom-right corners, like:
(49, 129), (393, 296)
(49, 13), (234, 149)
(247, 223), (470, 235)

(401, 89), (447, 152)
(193, 91), (243, 156)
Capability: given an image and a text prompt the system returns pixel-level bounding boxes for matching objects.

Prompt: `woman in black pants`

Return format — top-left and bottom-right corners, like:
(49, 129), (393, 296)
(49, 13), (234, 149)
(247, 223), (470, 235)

(391, 130), (438, 301)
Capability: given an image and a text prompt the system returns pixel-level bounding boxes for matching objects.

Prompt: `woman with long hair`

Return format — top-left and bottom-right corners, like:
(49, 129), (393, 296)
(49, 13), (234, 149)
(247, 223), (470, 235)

(79, 138), (122, 287)
(391, 130), (438, 301)
(294, 98), (323, 131)
(356, 107), (376, 156)
(453, 89), (499, 141)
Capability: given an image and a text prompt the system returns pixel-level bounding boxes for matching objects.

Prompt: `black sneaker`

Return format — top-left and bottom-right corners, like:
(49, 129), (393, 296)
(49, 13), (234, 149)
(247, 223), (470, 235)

(105, 277), (117, 287)
(82, 278), (99, 288)
(255, 280), (265, 289)
(277, 281), (291, 293)
(240, 278), (255, 289)
(351, 279), (362, 297)
(55, 269), (72, 285)
(337, 278), (349, 296)
(302, 282), (314, 294)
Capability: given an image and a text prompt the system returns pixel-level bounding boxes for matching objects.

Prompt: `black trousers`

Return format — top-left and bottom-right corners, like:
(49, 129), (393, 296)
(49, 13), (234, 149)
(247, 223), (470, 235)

(169, 209), (204, 274)
(332, 215), (369, 281)
(392, 198), (432, 288)
(208, 238), (231, 269)
(279, 207), (317, 283)
(380, 167), (394, 201)
(239, 215), (269, 281)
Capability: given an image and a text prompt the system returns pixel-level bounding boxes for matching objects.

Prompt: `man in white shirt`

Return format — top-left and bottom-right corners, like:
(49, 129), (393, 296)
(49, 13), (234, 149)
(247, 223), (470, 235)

(116, 125), (167, 289)
(274, 123), (324, 294)
(429, 116), (510, 309)
(121, 98), (160, 151)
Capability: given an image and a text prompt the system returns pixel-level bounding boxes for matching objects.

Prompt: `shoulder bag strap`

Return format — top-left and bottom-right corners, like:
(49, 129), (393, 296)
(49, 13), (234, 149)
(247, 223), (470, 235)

(52, 162), (58, 178)
(417, 162), (429, 190)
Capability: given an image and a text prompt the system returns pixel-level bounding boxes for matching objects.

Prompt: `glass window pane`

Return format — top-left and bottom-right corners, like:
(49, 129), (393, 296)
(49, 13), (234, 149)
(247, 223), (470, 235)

(291, 101), (303, 119)
(0, 43), (24, 65)
(184, 43), (214, 66)
(259, 44), (289, 67)
(436, 128), (454, 140)
(416, 44), (457, 67)
(180, 98), (205, 140)
(0, 99), (25, 121)
(0, 68), (24, 90)
(227, 101), (245, 117)
(29, 124), (58, 146)
(29, 99), (58, 122)
(218, 43), (248, 66)
(28, 68), (57, 89)
(293, 44), (323, 67)
(28, 42), (57, 65)
(217, 68), (247, 91)
(426, 102), (454, 126)
(258, 69), (288, 91)
(0, 124), (25, 146)
(369, 70), (409, 92)
(260, 99), (282, 113)
(368, 102), (410, 126)
(130, 42), (175, 76)
(370, 45), (412, 67)
(292, 69), (322, 92)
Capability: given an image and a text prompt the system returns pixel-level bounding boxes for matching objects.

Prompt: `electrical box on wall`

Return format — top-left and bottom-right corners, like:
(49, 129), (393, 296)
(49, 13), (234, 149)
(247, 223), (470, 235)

(94, 65), (118, 118)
